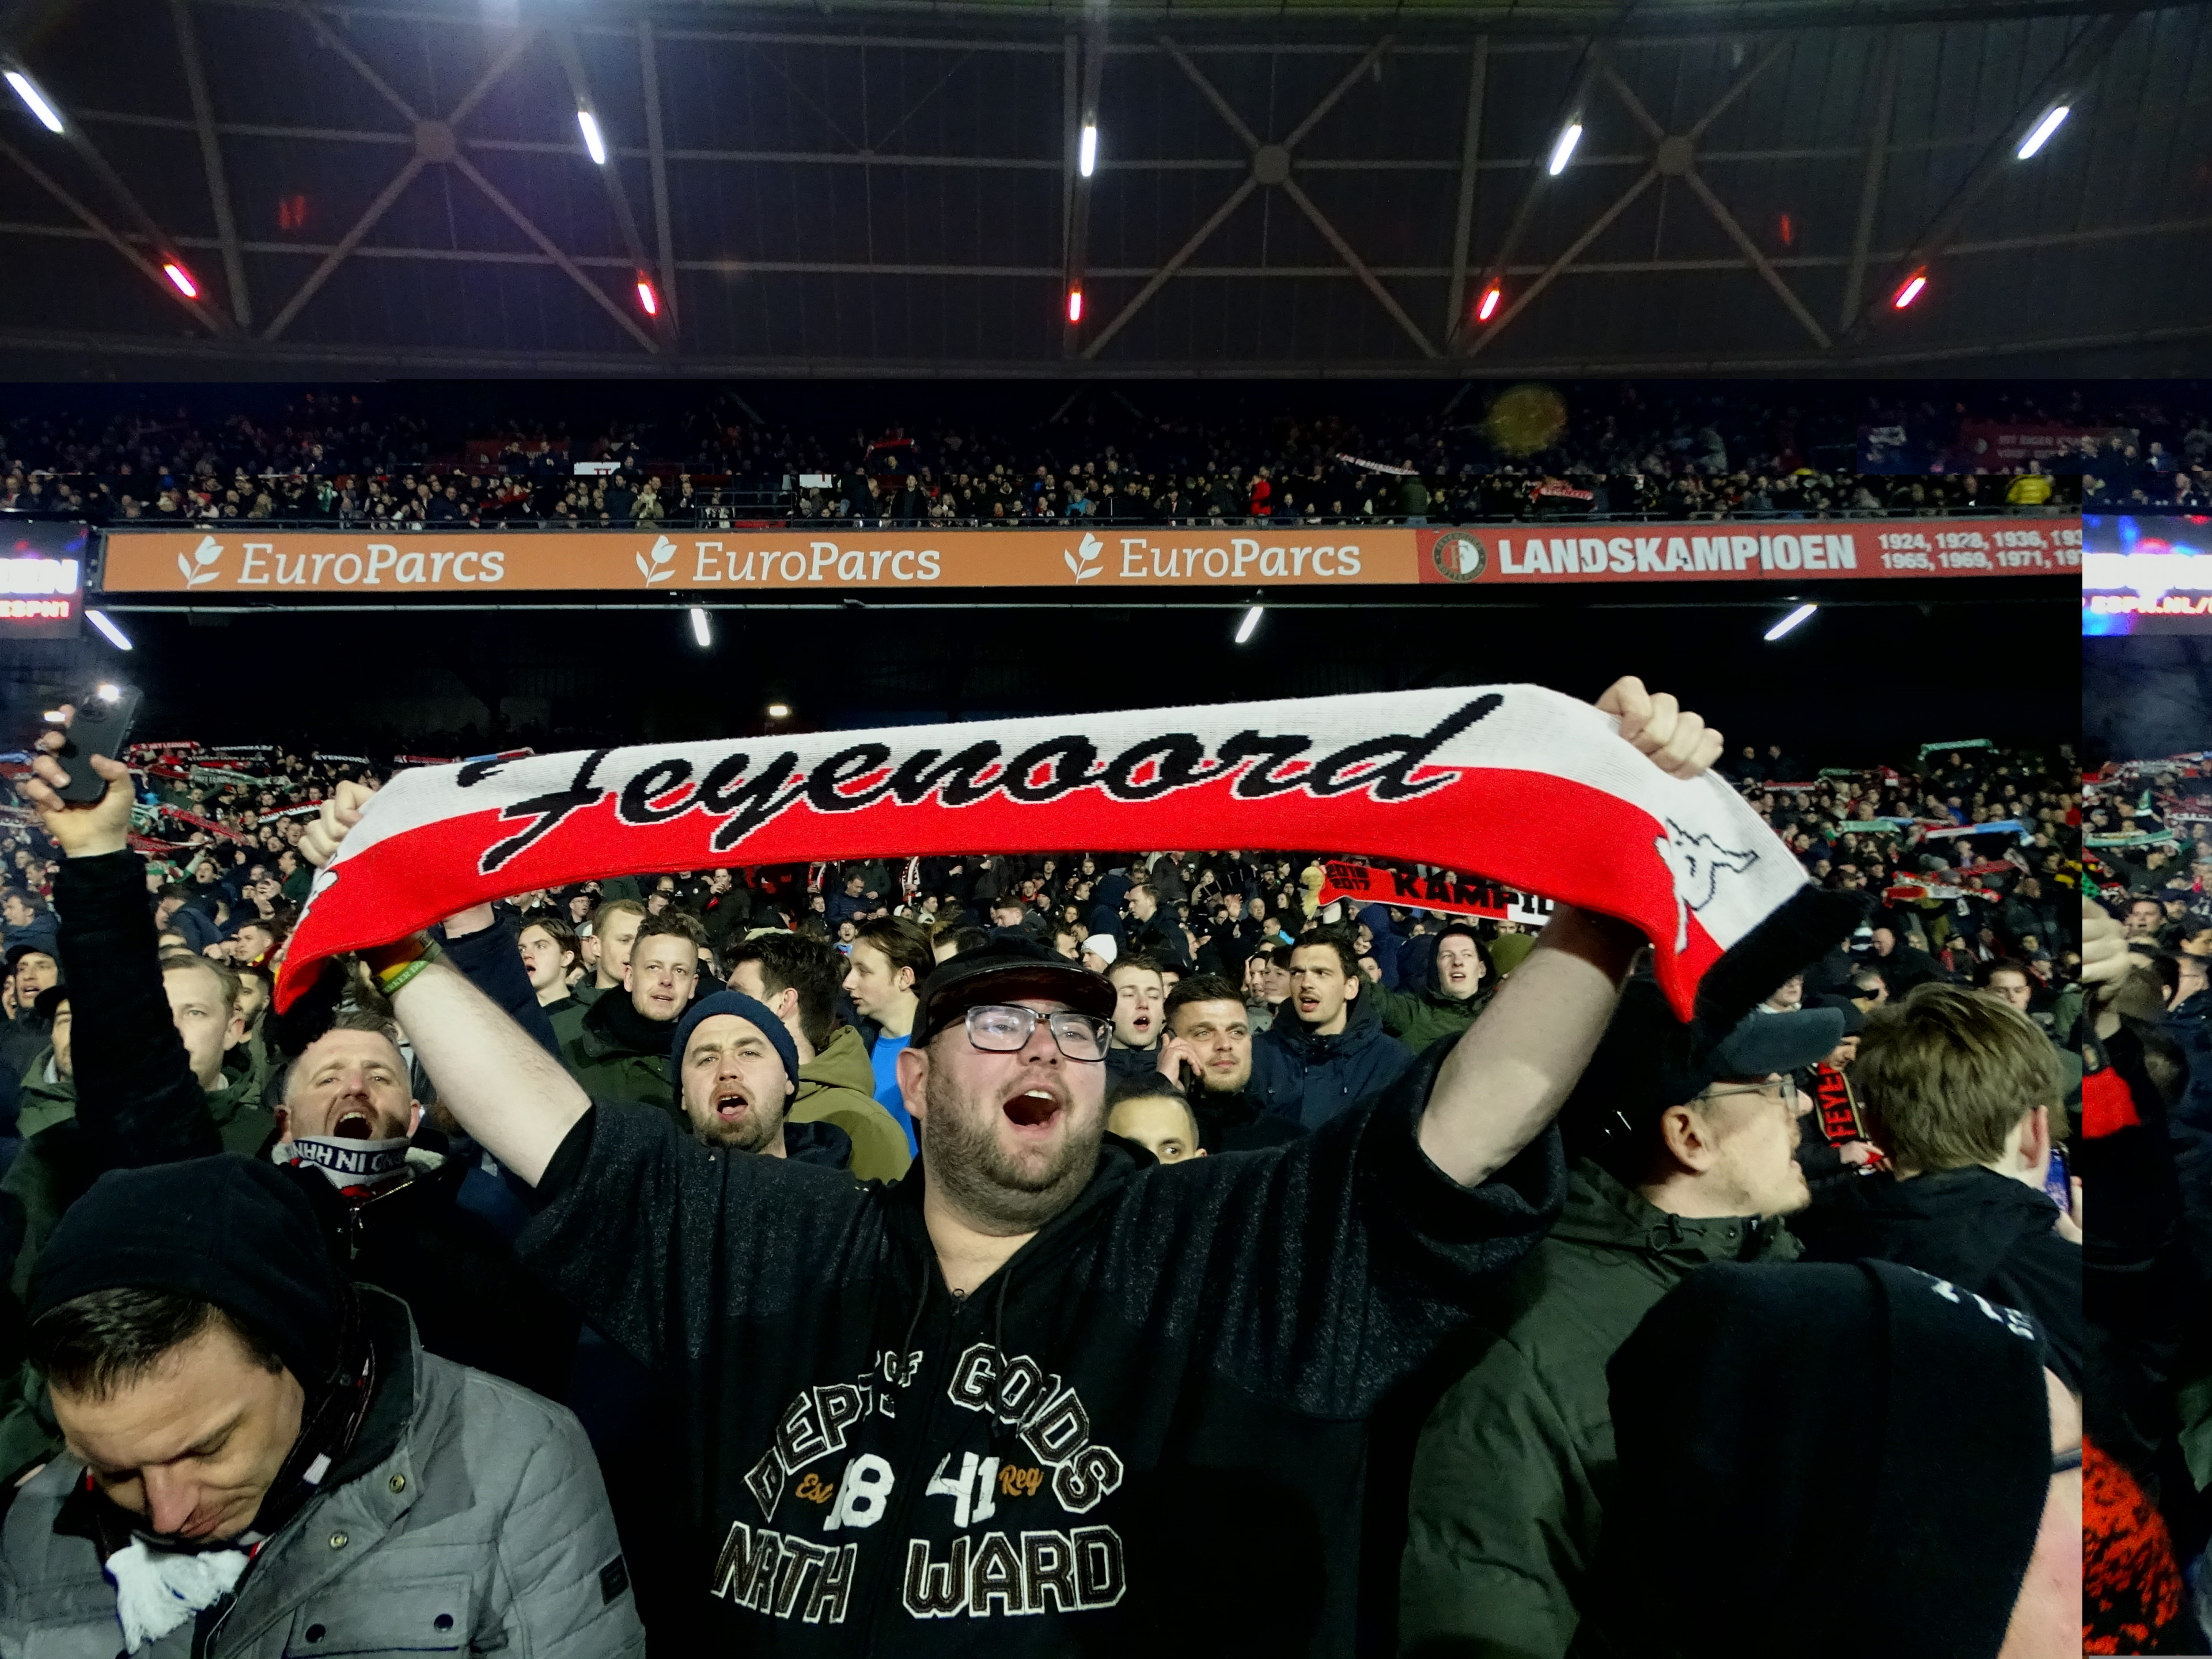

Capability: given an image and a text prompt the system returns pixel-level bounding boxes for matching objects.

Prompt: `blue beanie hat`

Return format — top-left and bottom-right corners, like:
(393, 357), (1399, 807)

(668, 990), (801, 1094)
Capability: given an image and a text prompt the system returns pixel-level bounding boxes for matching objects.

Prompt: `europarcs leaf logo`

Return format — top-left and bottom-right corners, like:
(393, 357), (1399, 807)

(176, 534), (224, 586)
(1063, 532), (1103, 581)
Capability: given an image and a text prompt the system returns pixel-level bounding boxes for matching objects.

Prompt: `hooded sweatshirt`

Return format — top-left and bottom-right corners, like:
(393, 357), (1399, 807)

(516, 1046), (1563, 1655)
(792, 1026), (915, 1183)
(1789, 1162), (2080, 1388)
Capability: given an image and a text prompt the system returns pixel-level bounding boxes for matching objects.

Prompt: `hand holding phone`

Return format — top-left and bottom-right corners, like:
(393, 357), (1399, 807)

(50, 684), (141, 804)
(21, 699), (137, 859)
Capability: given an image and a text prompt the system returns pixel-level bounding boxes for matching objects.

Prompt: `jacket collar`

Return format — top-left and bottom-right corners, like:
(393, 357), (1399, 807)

(1551, 1157), (1796, 1264)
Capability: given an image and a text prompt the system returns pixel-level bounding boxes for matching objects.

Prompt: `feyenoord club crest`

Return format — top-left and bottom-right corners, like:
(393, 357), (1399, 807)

(1429, 532), (1486, 582)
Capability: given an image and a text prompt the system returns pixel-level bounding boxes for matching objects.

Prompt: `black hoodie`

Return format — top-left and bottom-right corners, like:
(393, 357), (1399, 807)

(1790, 1161), (2080, 1388)
(517, 1047), (1562, 1654)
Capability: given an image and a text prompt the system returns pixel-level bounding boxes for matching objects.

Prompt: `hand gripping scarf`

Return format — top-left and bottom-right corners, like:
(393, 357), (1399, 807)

(274, 685), (1815, 1021)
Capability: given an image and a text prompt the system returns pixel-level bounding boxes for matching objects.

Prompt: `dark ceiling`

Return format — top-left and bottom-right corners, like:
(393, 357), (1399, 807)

(0, 0), (2205, 379)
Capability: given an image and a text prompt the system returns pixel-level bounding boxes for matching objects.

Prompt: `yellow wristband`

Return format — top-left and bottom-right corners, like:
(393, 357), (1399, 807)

(370, 935), (442, 993)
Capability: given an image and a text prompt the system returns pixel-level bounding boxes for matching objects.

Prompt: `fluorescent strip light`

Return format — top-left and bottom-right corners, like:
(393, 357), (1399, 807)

(1236, 604), (1263, 644)
(1547, 123), (1582, 176)
(1079, 123), (1098, 177)
(1763, 603), (1817, 642)
(577, 108), (607, 166)
(690, 606), (711, 647)
(86, 608), (134, 650)
(6, 70), (64, 134)
(2016, 105), (2069, 160)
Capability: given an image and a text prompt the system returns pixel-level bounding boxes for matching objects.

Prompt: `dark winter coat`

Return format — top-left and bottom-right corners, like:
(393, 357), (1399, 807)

(1399, 1160), (1798, 1658)
(1247, 995), (1413, 1131)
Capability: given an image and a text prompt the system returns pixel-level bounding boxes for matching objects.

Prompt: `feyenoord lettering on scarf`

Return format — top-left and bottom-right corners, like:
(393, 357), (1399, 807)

(275, 685), (1808, 1020)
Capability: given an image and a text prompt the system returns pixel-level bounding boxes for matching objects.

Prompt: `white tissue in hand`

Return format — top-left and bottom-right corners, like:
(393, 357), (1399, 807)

(106, 1537), (249, 1652)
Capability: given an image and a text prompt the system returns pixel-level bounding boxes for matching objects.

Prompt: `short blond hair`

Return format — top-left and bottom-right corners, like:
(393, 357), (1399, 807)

(1853, 982), (2064, 1172)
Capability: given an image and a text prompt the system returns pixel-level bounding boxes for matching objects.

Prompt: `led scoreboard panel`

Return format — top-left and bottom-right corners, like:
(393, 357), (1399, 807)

(1, 521), (86, 639)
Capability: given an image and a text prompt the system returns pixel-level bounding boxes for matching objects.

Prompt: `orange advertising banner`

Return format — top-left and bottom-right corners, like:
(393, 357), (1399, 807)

(96, 517), (2080, 596)
(97, 525), (1416, 594)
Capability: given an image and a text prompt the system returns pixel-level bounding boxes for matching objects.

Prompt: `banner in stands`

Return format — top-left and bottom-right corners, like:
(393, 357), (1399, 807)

(1315, 859), (1552, 928)
(98, 518), (2081, 594)
(275, 685), (1822, 1024)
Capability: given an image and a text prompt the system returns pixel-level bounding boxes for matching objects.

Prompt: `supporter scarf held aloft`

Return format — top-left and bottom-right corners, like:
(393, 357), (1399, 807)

(276, 685), (1813, 1021)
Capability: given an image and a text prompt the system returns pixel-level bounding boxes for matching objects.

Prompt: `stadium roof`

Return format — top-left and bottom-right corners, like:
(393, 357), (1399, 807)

(0, 0), (2204, 377)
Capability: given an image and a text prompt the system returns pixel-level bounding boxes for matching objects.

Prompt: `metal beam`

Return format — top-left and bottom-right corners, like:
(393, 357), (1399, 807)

(0, 136), (225, 331)
(1465, 167), (1657, 358)
(18, 214), (2196, 274)
(449, 152), (660, 354)
(638, 20), (680, 335)
(1080, 175), (1257, 358)
(2, 319), (2205, 380)
(260, 154), (426, 339)
(171, 0), (251, 327)
(1686, 38), (1787, 142)
(1839, 32), (1897, 328)
(1455, 46), (1599, 353)
(1444, 36), (1487, 342)
(1680, 166), (1832, 348)
(1280, 177), (1436, 356)
(287, 0), (420, 123)
(1159, 37), (1260, 151)
(1281, 35), (1395, 151)
(550, 28), (652, 282)
(1835, 7), (2138, 349)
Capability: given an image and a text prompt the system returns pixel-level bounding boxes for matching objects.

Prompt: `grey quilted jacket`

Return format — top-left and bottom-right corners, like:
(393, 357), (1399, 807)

(0, 1290), (644, 1659)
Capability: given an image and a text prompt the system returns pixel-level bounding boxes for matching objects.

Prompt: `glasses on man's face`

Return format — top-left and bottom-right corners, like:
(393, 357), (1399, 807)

(963, 1003), (1112, 1062)
(1699, 1074), (1799, 1112)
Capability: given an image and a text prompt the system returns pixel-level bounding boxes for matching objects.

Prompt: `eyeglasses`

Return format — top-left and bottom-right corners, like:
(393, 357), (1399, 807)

(1699, 1075), (1800, 1111)
(962, 1003), (1111, 1062)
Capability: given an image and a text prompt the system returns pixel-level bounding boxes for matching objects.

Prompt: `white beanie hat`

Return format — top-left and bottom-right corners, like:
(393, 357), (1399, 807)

(1081, 933), (1119, 965)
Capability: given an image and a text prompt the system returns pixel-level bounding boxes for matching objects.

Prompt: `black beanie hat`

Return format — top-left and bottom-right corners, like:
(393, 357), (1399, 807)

(29, 1156), (346, 1392)
(1593, 1259), (2052, 1659)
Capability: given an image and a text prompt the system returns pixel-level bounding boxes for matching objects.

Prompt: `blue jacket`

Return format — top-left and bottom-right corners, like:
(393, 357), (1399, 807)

(1248, 994), (1413, 1131)
(1358, 902), (1406, 991)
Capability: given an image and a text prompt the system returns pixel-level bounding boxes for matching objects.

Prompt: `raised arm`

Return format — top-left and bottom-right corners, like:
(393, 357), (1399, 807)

(302, 782), (586, 1184)
(20, 714), (223, 1167)
(1416, 676), (1721, 1186)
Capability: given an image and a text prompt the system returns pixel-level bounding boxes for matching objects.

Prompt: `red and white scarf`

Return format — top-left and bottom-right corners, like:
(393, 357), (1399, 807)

(276, 685), (1809, 1020)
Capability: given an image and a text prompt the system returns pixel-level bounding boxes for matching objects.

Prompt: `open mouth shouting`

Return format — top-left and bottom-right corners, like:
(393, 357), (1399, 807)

(1296, 994), (1323, 1017)
(1124, 1008), (1154, 1039)
(331, 1107), (378, 1139)
(713, 1086), (752, 1123)
(1002, 1085), (1065, 1135)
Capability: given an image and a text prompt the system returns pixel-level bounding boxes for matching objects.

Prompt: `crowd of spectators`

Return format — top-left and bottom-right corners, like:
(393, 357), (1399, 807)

(2069, 752), (2212, 1653)
(0, 696), (2088, 1653)
(1858, 383), (2212, 514)
(0, 381), (2124, 533)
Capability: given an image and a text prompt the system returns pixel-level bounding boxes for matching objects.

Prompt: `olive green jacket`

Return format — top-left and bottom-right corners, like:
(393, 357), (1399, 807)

(1399, 1160), (1798, 1659)
(790, 1025), (912, 1183)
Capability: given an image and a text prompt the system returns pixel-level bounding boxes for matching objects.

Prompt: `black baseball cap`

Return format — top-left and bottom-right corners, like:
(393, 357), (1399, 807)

(1562, 976), (1845, 1162)
(911, 937), (1116, 1045)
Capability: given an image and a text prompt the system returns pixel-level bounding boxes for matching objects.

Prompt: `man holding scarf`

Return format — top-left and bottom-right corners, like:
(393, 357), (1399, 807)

(291, 676), (1843, 1656)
